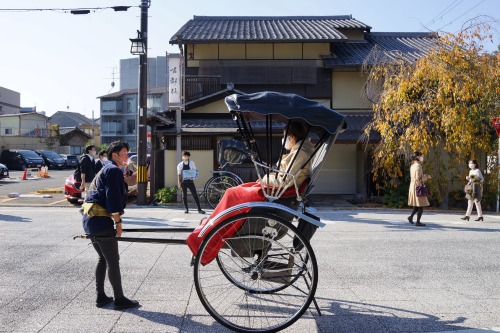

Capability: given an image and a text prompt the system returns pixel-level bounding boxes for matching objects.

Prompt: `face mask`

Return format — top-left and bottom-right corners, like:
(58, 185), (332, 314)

(418, 156), (424, 162)
(469, 163), (476, 169)
(284, 137), (293, 150)
(102, 157), (108, 162)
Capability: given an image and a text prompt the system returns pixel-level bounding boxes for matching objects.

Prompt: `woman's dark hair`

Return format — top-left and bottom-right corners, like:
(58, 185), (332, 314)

(287, 121), (308, 141)
(469, 159), (479, 169)
(107, 141), (129, 158)
(182, 150), (191, 157)
(410, 151), (422, 161)
(98, 150), (107, 158)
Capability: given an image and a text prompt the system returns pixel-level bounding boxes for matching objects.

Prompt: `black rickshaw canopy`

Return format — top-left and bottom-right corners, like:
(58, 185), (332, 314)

(225, 91), (346, 135)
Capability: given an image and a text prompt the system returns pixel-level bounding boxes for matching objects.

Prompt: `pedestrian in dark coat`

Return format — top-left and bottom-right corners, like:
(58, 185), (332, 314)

(82, 141), (140, 310)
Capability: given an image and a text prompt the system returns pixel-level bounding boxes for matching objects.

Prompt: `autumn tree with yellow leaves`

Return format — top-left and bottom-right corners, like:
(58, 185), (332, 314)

(363, 24), (500, 209)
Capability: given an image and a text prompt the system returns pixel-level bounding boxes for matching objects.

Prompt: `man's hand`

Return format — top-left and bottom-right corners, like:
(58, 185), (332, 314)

(124, 172), (137, 186)
(116, 223), (123, 237)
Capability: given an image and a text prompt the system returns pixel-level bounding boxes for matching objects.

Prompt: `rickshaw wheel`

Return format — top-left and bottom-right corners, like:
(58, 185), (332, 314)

(204, 175), (241, 209)
(194, 212), (318, 333)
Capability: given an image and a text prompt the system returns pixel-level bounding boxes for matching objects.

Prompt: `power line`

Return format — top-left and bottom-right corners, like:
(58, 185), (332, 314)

(437, 0), (487, 30)
(424, 0), (463, 28)
(0, 6), (135, 14)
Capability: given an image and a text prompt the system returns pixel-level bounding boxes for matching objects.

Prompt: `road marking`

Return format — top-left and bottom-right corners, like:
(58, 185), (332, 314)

(0, 197), (17, 203)
(37, 189), (63, 194)
(49, 199), (68, 205)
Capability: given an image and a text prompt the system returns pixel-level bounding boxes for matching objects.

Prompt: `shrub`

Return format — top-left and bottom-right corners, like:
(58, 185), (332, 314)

(154, 186), (178, 203)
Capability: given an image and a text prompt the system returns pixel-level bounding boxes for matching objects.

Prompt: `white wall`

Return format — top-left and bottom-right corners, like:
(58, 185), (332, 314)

(311, 144), (357, 194)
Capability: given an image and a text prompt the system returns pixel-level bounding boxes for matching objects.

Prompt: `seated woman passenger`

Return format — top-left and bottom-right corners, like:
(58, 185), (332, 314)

(186, 121), (314, 260)
(218, 120), (312, 212)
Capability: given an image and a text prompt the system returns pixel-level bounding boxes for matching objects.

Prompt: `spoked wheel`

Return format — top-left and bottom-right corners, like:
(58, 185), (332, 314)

(194, 213), (318, 333)
(204, 175), (241, 209)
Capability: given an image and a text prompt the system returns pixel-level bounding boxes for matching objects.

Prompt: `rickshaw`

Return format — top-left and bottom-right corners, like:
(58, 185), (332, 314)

(203, 139), (250, 209)
(75, 91), (346, 333)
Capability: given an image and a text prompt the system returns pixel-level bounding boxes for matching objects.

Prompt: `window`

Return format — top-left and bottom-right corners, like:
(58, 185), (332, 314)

(147, 95), (162, 110)
(5, 128), (12, 135)
(126, 97), (135, 113)
(127, 119), (136, 134)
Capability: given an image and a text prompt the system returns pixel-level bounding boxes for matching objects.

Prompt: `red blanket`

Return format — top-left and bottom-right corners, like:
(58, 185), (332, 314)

(186, 182), (265, 265)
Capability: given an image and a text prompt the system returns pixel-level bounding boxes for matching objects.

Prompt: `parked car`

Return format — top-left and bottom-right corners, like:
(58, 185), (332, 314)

(64, 170), (139, 204)
(60, 154), (79, 169)
(35, 150), (66, 170)
(0, 149), (44, 170)
(0, 163), (9, 179)
(64, 174), (83, 204)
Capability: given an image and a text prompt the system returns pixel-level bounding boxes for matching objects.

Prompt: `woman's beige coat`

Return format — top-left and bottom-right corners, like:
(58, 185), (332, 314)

(408, 161), (430, 207)
(260, 139), (314, 190)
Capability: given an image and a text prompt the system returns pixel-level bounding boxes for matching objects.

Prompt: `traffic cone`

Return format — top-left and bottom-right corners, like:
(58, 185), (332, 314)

(44, 166), (49, 178)
(22, 169), (27, 180)
(39, 168), (44, 178)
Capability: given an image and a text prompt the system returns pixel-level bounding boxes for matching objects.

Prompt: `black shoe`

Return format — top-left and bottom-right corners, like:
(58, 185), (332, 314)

(198, 210), (205, 214)
(415, 222), (426, 227)
(461, 216), (470, 221)
(96, 294), (113, 308)
(407, 216), (414, 224)
(475, 217), (484, 221)
(184, 210), (189, 214)
(114, 297), (140, 310)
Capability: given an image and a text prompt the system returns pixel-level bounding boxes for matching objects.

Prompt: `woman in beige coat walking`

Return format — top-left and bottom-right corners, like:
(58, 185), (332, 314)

(408, 151), (431, 226)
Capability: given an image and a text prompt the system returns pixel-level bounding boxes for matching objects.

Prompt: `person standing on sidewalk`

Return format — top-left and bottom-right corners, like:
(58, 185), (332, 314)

(407, 151), (431, 227)
(79, 145), (97, 199)
(82, 141), (139, 310)
(461, 159), (484, 221)
(94, 150), (109, 175)
(177, 151), (205, 214)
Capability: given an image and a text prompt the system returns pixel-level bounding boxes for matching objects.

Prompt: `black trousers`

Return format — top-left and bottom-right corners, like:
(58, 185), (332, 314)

(181, 181), (202, 211)
(91, 229), (124, 299)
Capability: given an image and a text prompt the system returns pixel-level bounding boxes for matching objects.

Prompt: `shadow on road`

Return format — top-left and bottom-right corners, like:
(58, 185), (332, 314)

(0, 214), (32, 222)
(343, 211), (500, 233)
(314, 298), (469, 332)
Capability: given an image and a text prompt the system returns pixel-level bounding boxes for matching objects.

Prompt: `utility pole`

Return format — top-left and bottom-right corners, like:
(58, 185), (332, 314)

(136, 0), (149, 205)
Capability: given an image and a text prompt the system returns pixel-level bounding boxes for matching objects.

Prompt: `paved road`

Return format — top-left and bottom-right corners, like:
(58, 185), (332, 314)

(0, 206), (499, 332)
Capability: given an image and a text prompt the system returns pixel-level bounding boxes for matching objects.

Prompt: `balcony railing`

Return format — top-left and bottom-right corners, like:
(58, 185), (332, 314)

(185, 75), (222, 102)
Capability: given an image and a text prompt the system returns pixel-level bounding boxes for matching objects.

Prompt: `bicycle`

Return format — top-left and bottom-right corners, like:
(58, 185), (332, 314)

(203, 139), (249, 209)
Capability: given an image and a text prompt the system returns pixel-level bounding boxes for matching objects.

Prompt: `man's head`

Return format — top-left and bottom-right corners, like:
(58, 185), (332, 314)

(182, 150), (190, 162)
(107, 141), (129, 166)
(85, 145), (97, 156)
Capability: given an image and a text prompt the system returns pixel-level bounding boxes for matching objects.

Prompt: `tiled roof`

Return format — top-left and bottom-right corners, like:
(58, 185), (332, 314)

(324, 32), (438, 67)
(336, 112), (380, 143)
(170, 16), (371, 43)
(59, 126), (92, 138)
(98, 87), (167, 99)
(48, 111), (93, 127)
(156, 112), (379, 142)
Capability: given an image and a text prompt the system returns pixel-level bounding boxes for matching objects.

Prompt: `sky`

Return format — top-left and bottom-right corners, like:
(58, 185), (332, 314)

(1, 0), (499, 119)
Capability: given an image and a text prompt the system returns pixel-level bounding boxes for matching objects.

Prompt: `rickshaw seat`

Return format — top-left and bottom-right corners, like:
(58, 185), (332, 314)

(276, 177), (310, 200)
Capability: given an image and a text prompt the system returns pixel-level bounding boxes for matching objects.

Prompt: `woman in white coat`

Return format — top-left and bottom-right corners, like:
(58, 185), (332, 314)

(461, 159), (484, 221)
(407, 151), (432, 226)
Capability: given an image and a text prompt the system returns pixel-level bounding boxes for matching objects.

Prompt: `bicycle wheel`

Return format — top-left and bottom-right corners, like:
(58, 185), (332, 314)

(204, 175), (241, 209)
(194, 212), (318, 333)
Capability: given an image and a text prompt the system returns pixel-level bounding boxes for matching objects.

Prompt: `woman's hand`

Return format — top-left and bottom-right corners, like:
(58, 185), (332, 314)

(426, 174), (432, 179)
(466, 176), (470, 181)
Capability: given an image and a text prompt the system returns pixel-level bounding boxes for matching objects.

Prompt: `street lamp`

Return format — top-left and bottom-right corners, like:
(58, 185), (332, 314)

(129, 31), (145, 55)
(130, 0), (149, 205)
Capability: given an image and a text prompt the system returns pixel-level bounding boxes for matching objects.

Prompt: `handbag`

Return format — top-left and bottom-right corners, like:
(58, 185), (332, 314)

(416, 184), (429, 197)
